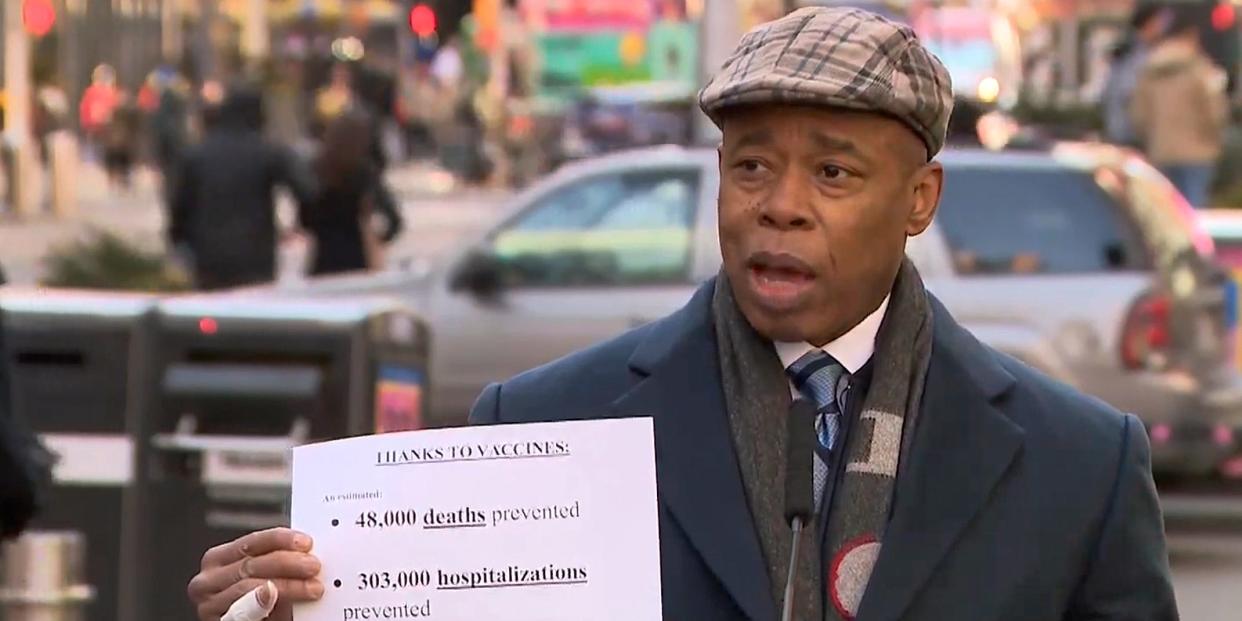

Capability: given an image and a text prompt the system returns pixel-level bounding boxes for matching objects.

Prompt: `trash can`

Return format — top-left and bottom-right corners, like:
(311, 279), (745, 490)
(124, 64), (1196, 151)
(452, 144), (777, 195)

(0, 290), (158, 621)
(128, 294), (429, 620)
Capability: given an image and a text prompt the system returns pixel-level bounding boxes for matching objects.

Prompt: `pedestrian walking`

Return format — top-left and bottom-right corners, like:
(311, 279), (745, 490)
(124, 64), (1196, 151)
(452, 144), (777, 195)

(168, 85), (316, 290)
(0, 312), (53, 540)
(1131, 11), (1229, 207)
(33, 84), (70, 164)
(1102, 5), (1171, 147)
(150, 67), (190, 193)
(300, 110), (403, 277)
(102, 91), (140, 193)
(79, 64), (119, 162)
(312, 63), (357, 138)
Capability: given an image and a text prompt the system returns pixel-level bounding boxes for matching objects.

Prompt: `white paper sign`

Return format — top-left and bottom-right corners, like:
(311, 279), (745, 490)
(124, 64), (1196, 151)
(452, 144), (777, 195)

(290, 419), (662, 621)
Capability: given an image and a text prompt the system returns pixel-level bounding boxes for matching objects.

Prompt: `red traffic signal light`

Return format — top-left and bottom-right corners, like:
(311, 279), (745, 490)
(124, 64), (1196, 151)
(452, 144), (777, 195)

(1213, 2), (1236, 31)
(409, 4), (437, 37)
(22, 0), (56, 37)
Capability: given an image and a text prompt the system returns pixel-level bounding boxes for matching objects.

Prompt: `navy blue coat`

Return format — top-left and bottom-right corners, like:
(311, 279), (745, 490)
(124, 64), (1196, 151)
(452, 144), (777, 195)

(469, 280), (1178, 621)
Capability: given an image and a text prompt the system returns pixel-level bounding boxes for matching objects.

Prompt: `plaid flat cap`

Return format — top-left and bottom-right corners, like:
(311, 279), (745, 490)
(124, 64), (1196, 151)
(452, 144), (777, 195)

(699, 7), (954, 157)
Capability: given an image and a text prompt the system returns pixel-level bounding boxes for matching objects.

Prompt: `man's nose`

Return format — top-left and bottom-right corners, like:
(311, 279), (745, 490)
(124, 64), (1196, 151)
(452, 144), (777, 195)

(758, 173), (814, 231)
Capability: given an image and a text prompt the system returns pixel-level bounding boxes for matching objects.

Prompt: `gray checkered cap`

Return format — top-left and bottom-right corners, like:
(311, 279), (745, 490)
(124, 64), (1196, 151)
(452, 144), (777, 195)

(699, 6), (954, 158)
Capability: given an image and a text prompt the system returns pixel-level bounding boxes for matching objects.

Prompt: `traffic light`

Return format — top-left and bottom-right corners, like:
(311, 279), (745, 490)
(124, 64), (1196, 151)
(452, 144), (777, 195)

(22, 0), (56, 37)
(1212, 2), (1236, 31)
(1199, 2), (1241, 94)
(409, 4), (437, 38)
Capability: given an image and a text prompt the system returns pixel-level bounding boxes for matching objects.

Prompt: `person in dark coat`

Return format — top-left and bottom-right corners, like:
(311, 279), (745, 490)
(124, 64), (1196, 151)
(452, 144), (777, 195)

(168, 86), (316, 291)
(152, 77), (189, 193)
(0, 313), (53, 540)
(102, 92), (141, 192)
(300, 109), (403, 276)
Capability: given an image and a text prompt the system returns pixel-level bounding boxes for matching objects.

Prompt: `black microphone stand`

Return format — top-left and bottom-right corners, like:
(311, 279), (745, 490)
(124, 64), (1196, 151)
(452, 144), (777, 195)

(781, 399), (817, 621)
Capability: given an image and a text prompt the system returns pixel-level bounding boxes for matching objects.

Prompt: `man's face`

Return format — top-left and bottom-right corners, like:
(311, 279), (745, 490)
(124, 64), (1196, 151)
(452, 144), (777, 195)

(717, 105), (943, 346)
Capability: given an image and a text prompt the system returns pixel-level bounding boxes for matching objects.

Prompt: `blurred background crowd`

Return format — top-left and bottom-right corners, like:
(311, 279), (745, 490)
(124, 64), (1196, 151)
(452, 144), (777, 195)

(1, 0), (1239, 209)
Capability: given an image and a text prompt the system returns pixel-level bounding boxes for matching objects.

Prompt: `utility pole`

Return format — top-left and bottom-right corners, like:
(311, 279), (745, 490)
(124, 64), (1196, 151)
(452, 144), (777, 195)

(161, 0), (183, 63)
(5, 0), (40, 217)
(241, 0), (269, 75)
(193, 0), (219, 83)
(695, 0), (740, 145)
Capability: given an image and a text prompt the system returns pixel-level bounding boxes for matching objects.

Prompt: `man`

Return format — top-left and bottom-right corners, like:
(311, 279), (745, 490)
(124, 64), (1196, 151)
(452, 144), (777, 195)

(312, 64), (357, 139)
(1102, 4), (1170, 147)
(150, 67), (190, 194)
(189, 8), (1177, 620)
(1131, 11), (1229, 208)
(168, 86), (315, 291)
(79, 64), (119, 156)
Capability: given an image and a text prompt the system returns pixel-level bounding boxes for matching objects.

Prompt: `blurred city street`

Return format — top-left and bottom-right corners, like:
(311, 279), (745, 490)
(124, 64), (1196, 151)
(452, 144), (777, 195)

(0, 161), (510, 286)
(1170, 531), (1242, 619)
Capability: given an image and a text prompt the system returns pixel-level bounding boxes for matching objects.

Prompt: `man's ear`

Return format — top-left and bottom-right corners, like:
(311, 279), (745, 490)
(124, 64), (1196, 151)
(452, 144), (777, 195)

(907, 161), (943, 237)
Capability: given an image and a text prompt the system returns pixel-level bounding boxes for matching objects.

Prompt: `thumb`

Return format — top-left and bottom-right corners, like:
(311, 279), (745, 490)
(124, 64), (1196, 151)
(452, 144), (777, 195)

(222, 581), (279, 621)
(256, 581), (278, 611)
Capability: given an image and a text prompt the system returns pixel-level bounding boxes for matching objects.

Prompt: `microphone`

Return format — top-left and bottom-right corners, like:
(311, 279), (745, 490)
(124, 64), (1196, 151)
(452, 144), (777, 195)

(781, 399), (817, 621)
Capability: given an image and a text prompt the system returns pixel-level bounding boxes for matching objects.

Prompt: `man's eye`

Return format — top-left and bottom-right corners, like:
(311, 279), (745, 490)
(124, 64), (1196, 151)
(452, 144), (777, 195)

(738, 160), (764, 173)
(821, 165), (848, 180)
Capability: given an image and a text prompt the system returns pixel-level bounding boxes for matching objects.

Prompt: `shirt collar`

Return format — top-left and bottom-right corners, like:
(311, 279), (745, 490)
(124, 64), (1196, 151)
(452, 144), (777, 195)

(773, 295), (890, 374)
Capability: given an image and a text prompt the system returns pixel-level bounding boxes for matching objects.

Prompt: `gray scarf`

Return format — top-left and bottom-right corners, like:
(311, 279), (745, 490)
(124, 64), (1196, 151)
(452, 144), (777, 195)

(712, 259), (933, 620)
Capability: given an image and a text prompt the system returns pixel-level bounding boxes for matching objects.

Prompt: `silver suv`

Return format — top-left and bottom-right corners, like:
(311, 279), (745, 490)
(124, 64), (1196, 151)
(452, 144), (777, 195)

(261, 144), (1242, 477)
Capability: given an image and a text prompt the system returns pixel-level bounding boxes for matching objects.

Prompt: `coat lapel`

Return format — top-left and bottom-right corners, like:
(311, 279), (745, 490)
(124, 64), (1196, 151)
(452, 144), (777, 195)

(857, 297), (1026, 621)
(611, 281), (775, 621)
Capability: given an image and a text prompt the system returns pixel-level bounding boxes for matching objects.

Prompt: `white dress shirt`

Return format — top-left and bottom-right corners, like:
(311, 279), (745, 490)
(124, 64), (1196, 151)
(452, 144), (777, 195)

(774, 295), (890, 381)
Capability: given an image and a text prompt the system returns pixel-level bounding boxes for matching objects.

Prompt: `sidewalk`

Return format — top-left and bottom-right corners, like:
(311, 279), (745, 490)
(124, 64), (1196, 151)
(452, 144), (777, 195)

(0, 163), (165, 286)
(0, 160), (510, 287)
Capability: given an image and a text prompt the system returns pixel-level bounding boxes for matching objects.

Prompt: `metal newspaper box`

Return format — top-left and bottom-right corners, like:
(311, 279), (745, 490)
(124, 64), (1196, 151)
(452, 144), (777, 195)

(128, 295), (428, 620)
(0, 289), (158, 621)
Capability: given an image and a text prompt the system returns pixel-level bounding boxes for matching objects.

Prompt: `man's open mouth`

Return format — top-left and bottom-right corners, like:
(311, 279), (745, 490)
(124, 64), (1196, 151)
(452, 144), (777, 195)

(745, 252), (817, 310)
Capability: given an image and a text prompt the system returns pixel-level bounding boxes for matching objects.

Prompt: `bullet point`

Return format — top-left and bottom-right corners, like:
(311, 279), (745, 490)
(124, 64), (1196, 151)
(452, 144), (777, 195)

(334, 579), (342, 588)
(331, 519), (339, 527)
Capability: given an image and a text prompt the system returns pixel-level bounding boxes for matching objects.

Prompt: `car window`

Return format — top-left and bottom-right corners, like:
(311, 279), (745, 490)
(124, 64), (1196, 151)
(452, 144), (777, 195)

(936, 165), (1150, 275)
(490, 169), (701, 287)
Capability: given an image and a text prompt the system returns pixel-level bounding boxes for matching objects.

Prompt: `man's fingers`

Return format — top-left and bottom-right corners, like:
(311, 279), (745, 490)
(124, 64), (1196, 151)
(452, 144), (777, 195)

(201, 578), (324, 620)
(221, 581), (277, 621)
(198, 579), (266, 620)
(190, 552), (320, 600)
(202, 528), (313, 569)
(239, 551), (322, 581)
(192, 529), (316, 618)
(256, 581), (277, 609)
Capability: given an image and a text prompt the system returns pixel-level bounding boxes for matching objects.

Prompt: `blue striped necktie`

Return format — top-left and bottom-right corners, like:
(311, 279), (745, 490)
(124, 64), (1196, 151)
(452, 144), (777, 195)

(786, 349), (849, 509)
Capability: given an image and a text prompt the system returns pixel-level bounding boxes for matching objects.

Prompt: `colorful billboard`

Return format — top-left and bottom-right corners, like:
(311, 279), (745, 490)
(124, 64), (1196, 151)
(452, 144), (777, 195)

(522, 0), (700, 102)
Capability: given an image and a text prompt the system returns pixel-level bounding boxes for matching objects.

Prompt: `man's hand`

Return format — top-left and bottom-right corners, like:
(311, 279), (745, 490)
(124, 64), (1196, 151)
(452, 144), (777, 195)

(188, 527), (324, 621)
